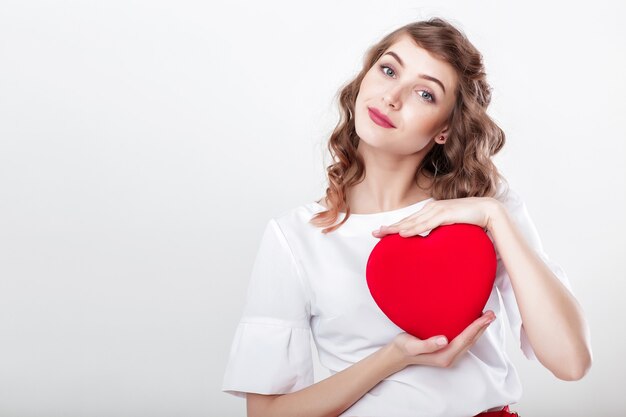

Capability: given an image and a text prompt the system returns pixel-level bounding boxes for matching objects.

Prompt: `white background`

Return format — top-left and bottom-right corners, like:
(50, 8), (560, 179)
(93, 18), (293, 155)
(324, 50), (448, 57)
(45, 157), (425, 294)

(1, 1), (624, 416)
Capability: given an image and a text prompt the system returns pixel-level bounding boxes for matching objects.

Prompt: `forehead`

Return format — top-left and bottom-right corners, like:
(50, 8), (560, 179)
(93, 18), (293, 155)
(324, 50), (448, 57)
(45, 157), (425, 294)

(383, 35), (457, 93)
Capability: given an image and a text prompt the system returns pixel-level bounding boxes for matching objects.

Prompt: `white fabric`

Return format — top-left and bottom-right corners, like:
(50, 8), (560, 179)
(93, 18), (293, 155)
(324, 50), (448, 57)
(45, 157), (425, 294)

(221, 181), (576, 416)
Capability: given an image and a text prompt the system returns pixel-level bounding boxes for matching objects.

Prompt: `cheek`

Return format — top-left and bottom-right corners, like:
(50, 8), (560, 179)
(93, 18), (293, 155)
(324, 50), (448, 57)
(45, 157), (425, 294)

(404, 107), (440, 134)
(360, 71), (384, 94)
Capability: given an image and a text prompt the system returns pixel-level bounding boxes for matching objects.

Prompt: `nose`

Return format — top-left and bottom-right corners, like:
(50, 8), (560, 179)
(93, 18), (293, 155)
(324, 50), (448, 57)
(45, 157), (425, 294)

(383, 85), (403, 109)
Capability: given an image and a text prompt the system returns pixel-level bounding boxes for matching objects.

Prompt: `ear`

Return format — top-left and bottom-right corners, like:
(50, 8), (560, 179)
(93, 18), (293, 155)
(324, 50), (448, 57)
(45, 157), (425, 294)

(435, 126), (450, 145)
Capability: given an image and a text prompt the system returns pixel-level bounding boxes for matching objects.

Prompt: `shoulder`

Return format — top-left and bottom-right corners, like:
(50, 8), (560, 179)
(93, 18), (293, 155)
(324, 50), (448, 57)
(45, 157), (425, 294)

(490, 180), (546, 243)
(273, 200), (320, 225)
(261, 201), (320, 242)
(492, 179), (524, 211)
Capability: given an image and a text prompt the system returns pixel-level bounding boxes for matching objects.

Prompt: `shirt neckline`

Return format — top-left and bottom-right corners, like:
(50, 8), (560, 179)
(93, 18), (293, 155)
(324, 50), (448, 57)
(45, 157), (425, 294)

(310, 197), (434, 218)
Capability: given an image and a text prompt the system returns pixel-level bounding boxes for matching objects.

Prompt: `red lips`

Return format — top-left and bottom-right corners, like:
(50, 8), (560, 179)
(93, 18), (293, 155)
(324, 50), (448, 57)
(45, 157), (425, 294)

(368, 107), (395, 128)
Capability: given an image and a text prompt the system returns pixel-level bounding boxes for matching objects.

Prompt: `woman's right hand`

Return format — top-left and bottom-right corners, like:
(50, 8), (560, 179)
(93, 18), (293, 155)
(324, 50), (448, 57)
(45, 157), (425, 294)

(389, 310), (496, 369)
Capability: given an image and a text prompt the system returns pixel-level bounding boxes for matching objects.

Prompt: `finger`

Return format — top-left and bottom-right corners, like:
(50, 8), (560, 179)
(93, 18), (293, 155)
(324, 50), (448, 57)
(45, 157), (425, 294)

(475, 311), (496, 329)
(372, 225), (401, 237)
(372, 226), (386, 237)
(386, 216), (411, 228)
(405, 334), (449, 356)
(449, 311), (495, 348)
(374, 225), (409, 237)
(453, 329), (487, 361)
(469, 322), (491, 345)
(398, 227), (418, 237)
(380, 222), (409, 233)
(398, 215), (440, 236)
(452, 318), (494, 361)
(468, 313), (495, 344)
(384, 205), (431, 230)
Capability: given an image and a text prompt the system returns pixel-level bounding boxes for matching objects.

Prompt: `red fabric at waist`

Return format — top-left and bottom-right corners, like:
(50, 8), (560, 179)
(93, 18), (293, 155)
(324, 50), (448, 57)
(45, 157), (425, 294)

(473, 405), (519, 416)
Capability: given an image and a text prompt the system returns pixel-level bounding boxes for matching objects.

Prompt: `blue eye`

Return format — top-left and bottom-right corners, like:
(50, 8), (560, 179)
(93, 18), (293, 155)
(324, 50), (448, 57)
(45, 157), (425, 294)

(419, 90), (434, 102)
(379, 64), (436, 104)
(381, 64), (395, 77)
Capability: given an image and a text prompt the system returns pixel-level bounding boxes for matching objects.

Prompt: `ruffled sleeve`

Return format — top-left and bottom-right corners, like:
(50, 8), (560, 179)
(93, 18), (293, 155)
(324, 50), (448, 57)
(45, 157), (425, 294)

(491, 184), (576, 361)
(221, 218), (314, 399)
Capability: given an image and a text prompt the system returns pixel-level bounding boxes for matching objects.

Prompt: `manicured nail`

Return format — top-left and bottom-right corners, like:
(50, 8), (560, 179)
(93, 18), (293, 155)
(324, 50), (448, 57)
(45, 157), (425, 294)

(435, 337), (448, 346)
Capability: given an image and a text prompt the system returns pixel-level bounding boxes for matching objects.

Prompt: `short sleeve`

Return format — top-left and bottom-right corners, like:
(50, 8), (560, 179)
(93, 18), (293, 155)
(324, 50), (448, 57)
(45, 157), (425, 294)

(490, 184), (576, 361)
(221, 218), (314, 399)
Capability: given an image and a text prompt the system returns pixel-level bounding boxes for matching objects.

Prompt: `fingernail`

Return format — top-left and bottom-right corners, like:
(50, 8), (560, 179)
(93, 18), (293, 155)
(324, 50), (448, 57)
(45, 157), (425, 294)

(435, 337), (448, 346)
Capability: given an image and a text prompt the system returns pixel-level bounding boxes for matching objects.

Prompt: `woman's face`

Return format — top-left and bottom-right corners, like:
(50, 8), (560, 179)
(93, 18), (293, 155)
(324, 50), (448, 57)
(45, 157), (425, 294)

(355, 34), (458, 155)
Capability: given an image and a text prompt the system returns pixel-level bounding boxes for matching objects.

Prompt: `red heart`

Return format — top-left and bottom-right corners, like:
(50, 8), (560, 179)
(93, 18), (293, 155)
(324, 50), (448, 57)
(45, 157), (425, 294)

(366, 223), (497, 342)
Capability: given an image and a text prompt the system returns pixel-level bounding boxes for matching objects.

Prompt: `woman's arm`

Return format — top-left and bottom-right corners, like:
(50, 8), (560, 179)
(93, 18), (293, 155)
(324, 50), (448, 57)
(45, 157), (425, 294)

(247, 310), (496, 417)
(247, 343), (404, 417)
(485, 199), (593, 380)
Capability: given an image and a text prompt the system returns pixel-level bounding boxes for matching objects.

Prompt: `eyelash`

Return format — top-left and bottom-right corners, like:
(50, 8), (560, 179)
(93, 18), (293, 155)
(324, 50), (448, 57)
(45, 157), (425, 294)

(379, 64), (436, 103)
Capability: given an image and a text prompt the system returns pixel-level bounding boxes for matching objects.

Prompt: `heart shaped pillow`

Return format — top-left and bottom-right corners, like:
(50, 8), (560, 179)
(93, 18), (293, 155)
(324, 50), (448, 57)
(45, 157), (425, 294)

(366, 223), (497, 342)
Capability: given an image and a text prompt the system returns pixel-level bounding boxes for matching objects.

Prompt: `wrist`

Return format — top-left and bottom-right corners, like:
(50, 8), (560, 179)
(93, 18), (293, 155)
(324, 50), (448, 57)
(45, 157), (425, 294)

(381, 342), (408, 374)
(484, 198), (506, 233)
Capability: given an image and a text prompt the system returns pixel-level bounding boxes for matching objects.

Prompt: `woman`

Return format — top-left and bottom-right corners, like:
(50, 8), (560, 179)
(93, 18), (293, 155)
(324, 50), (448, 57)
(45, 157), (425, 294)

(222, 17), (592, 417)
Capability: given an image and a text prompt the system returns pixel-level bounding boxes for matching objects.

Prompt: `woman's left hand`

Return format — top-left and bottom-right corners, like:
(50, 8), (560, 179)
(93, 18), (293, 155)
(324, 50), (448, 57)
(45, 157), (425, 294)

(372, 197), (500, 238)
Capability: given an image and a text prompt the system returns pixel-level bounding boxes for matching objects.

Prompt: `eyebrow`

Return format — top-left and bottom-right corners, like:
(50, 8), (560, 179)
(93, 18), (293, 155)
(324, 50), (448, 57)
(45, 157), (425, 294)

(382, 51), (446, 94)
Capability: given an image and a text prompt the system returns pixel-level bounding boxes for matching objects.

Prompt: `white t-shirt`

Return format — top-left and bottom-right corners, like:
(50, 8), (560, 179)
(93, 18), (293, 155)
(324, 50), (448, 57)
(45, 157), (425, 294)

(221, 182), (576, 417)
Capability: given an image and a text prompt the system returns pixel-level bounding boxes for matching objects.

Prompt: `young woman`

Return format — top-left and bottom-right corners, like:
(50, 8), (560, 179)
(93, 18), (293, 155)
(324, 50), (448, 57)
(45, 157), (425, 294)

(222, 17), (592, 417)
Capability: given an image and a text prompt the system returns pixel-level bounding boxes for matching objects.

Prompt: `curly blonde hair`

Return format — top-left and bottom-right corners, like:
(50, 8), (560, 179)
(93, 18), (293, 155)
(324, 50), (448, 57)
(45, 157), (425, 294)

(310, 17), (508, 234)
